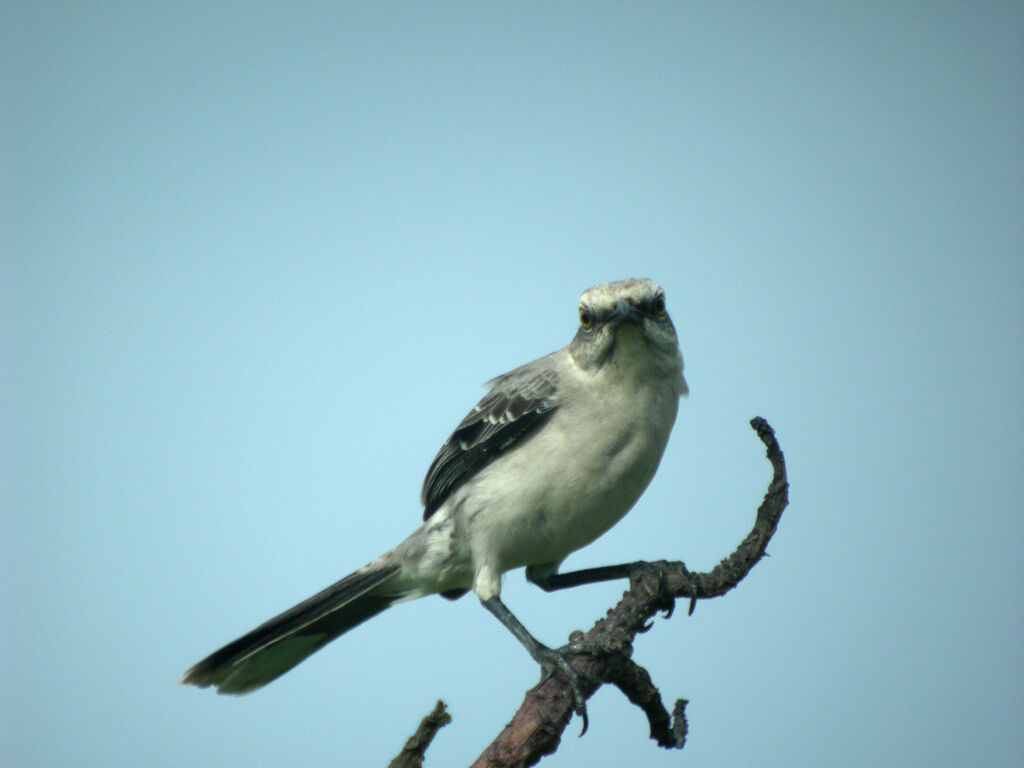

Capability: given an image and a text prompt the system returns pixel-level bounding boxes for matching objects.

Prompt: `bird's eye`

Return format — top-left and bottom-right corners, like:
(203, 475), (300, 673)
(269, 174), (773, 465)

(652, 295), (666, 317)
(579, 307), (592, 329)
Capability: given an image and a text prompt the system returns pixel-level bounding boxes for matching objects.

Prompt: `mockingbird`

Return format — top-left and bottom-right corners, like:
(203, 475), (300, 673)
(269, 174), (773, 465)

(181, 277), (688, 724)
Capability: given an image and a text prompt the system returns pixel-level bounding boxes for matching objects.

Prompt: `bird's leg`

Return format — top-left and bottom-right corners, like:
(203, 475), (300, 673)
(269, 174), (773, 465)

(481, 596), (590, 734)
(527, 560), (684, 623)
(527, 560), (690, 601)
(525, 561), (644, 591)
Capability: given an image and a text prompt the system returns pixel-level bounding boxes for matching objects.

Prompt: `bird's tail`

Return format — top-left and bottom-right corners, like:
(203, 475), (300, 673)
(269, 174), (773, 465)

(180, 557), (404, 694)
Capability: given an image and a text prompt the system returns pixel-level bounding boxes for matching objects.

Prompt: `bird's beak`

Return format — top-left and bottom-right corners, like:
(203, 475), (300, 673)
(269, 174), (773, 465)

(607, 299), (642, 327)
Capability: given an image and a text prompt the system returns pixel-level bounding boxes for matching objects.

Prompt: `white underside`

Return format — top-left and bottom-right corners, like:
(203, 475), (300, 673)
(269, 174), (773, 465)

(390, 326), (684, 602)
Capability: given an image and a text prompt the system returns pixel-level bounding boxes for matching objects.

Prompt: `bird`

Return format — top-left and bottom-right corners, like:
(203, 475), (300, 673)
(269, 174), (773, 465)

(181, 277), (688, 724)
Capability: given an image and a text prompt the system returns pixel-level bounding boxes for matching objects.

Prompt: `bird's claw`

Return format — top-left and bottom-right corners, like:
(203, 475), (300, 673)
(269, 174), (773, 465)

(628, 559), (668, 592)
(630, 560), (677, 621)
(535, 645), (590, 736)
(682, 564), (701, 615)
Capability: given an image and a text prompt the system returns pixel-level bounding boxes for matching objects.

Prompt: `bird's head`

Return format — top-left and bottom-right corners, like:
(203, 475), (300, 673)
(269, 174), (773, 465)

(568, 277), (687, 394)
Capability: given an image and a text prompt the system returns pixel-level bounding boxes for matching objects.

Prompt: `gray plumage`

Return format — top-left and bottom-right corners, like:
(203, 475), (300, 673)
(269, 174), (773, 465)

(181, 277), (687, 700)
(422, 360), (558, 519)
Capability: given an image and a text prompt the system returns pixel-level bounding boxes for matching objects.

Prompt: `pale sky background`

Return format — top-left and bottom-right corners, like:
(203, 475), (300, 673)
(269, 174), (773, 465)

(3, 3), (1022, 766)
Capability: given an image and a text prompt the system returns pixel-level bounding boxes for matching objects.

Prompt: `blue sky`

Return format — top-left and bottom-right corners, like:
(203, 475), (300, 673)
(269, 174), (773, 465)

(4, 3), (1022, 766)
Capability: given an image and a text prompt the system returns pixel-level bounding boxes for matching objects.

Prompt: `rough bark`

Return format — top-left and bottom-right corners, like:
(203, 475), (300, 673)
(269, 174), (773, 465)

(394, 417), (788, 767)
(388, 700), (452, 768)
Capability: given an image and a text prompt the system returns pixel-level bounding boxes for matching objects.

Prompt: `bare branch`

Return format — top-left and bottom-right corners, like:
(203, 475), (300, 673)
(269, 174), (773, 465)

(605, 657), (688, 748)
(470, 417), (789, 767)
(388, 700), (452, 768)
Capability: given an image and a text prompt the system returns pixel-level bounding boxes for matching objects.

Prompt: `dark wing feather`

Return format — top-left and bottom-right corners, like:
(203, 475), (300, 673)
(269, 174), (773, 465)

(421, 360), (559, 519)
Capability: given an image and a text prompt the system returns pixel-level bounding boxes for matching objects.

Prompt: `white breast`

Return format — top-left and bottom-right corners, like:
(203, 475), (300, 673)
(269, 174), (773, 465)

(462, 340), (681, 577)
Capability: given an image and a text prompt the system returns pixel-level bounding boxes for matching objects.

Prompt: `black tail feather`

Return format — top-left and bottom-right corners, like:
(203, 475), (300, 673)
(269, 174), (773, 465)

(181, 561), (402, 693)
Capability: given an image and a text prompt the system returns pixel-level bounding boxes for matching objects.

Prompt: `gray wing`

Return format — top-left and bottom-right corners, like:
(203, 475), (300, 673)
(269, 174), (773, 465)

(421, 355), (560, 519)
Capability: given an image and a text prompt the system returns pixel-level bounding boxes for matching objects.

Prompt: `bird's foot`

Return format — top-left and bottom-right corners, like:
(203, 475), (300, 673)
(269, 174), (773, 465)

(533, 644), (591, 736)
(626, 559), (668, 591)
